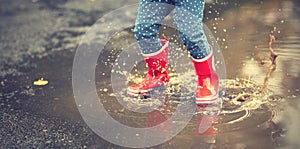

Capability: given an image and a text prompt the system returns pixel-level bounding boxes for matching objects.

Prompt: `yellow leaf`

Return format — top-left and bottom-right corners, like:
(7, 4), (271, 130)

(33, 78), (48, 86)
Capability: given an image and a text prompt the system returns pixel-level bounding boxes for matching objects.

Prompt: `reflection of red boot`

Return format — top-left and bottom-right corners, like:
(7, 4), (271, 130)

(127, 39), (169, 97)
(192, 48), (219, 105)
(196, 114), (218, 135)
(147, 96), (173, 133)
(147, 110), (172, 133)
(191, 114), (219, 149)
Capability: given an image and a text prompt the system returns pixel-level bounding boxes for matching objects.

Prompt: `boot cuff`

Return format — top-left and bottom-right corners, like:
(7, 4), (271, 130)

(191, 45), (213, 62)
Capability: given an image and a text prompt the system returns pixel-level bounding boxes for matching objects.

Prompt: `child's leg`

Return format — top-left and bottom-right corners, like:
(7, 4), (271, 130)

(174, 0), (219, 105)
(173, 0), (210, 59)
(128, 0), (175, 96)
(134, 0), (175, 54)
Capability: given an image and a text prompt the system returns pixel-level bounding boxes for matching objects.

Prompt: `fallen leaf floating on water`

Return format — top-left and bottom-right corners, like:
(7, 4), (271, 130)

(33, 78), (48, 86)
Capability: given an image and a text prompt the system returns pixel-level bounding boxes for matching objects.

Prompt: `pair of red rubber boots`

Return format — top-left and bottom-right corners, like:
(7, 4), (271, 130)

(127, 38), (219, 105)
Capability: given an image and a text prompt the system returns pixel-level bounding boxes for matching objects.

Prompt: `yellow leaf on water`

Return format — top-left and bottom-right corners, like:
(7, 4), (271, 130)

(33, 78), (48, 86)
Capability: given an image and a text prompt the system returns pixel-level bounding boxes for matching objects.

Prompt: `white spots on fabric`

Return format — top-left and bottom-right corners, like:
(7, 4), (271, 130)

(134, 0), (210, 59)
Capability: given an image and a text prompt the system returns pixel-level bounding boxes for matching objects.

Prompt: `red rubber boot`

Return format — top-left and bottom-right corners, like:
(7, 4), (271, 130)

(127, 39), (169, 97)
(193, 48), (219, 105)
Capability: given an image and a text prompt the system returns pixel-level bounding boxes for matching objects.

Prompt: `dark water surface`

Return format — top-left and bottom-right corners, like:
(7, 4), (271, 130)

(0, 0), (299, 148)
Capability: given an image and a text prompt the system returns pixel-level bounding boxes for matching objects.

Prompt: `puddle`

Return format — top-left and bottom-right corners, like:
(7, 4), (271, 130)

(95, 1), (300, 148)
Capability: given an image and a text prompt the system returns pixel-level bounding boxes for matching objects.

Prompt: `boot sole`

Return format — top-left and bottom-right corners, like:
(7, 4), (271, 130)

(127, 82), (170, 97)
(127, 87), (151, 95)
(127, 90), (151, 97)
(196, 94), (219, 105)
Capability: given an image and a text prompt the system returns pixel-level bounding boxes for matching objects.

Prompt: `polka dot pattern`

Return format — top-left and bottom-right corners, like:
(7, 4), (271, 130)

(134, 0), (210, 59)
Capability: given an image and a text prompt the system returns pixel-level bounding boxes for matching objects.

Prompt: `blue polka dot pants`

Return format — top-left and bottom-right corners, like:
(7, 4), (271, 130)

(135, 0), (210, 59)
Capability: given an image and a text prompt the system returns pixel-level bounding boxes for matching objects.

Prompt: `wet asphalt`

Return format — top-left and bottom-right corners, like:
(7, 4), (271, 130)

(0, 0), (137, 148)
